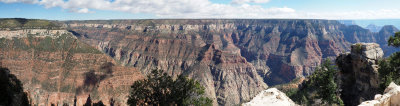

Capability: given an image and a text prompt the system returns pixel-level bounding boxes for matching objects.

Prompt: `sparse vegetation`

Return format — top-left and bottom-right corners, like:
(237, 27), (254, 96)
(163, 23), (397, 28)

(388, 32), (400, 47)
(287, 59), (343, 106)
(353, 43), (363, 53)
(0, 18), (61, 30)
(379, 31), (400, 92)
(127, 69), (212, 106)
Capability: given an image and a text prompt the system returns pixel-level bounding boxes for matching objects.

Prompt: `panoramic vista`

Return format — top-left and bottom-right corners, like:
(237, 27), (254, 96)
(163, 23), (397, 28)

(2, 0), (400, 106)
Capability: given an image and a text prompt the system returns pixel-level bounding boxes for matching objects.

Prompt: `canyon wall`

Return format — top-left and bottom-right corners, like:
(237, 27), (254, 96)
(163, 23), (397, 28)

(65, 19), (398, 105)
(0, 28), (143, 106)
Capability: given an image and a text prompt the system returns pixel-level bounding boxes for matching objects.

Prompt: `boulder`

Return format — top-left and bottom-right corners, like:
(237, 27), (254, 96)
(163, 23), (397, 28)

(242, 88), (298, 106)
(359, 82), (400, 106)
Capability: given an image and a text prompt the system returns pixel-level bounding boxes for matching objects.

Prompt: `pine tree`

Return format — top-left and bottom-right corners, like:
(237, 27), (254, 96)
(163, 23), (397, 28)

(127, 69), (212, 106)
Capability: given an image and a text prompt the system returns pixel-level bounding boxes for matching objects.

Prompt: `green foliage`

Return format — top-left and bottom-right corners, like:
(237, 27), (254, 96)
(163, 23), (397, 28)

(353, 43), (363, 53)
(378, 52), (400, 92)
(0, 18), (61, 29)
(288, 59), (343, 105)
(127, 69), (212, 106)
(378, 31), (400, 92)
(388, 32), (400, 47)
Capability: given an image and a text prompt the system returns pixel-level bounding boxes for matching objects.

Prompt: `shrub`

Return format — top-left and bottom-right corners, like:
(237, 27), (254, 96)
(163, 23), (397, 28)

(127, 69), (212, 106)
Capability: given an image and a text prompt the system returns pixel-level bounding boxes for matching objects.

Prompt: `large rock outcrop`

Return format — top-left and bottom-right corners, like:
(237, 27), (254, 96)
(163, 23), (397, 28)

(0, 28), (143, 106)
(336, 43), (384, 106)
(242, 88), (298, 106)
(359, 82), (400, 106)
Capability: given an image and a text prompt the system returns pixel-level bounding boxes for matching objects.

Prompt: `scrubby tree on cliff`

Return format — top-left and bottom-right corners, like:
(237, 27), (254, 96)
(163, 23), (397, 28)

(379, 32), (400, 91)
(288, 59), (343, 105)
(127, 69), (212, 106)
(388, 32), (400, 47)
(0, 67), (30, 106)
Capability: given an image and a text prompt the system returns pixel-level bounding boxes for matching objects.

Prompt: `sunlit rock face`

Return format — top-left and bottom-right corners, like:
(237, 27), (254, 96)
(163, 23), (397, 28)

(0, 29), (143, 106)
(336, 43), (383, 106)
(359, 82), (400, 106)
(65, 19), (398, 105)
(242, 88), (298, 106)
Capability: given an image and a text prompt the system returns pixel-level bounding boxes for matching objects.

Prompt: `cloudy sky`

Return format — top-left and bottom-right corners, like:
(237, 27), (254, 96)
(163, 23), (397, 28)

(1, 0), (400, 20)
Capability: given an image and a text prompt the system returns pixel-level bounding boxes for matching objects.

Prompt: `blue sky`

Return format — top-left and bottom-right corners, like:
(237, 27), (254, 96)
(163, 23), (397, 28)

(1, 0), (400, 20)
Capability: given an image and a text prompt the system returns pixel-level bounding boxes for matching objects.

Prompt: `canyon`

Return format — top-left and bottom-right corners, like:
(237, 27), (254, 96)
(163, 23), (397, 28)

(1, 19), (400, 105)
(0, 19), (143, 106)
(65, 19), (399, 105)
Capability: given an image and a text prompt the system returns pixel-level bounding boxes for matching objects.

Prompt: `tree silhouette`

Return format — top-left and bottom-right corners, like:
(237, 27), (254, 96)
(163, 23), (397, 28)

(127, 69), (212, 106)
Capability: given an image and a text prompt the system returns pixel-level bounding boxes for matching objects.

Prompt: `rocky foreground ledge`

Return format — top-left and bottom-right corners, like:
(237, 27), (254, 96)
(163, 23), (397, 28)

(242, 88), (298, 106)
(359, 82), (400, 106)
(244, 43), (387, 106)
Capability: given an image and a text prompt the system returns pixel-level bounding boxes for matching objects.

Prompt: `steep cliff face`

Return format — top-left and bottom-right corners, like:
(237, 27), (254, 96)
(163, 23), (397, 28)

(0, 28), (143, 106)
(65, 19), (399, 105)
(359, 82), (400, 106)
(336, 43), (383, 106)
(342, 25), (399, 56)
(67, 19), (350, 85)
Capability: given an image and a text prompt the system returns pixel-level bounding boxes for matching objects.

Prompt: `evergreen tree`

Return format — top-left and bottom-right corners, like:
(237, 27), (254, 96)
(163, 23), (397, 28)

(379, 31), (400, 91)
(127, 69), (212, 106)
(84, 95), (92, 106)
(288, 59), (343, 105)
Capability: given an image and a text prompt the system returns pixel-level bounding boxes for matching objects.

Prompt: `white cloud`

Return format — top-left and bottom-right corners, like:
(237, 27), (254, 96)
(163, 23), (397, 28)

(231, 0), (270, 4)
(0, 0), (36, 3)
(1, 0), (400, 19)
(69, 8), (92, 13)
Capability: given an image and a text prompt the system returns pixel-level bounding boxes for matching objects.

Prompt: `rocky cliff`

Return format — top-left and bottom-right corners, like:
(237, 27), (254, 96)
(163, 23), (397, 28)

(336, 43), (384, 106)
(359, 82), (400, 106)
(0, 19), (143, 106)
(65, 19), (399, 105)
(242, 88), (298, 106)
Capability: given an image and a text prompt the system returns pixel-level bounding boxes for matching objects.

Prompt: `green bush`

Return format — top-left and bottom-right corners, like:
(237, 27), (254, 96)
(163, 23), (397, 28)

(353, 43), (363, 53)
(127, 69), (212, 106)
(288, 59), (343, 105)
(378, 31), (400, 92)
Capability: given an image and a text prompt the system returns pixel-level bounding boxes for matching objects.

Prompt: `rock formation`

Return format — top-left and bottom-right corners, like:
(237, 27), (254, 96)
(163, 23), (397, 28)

(0, 27), (143, 105)
(2, 19), (399, 106)
(336, 43), (384, 106)
(242, 88), (298, 106)
(365, 24), (382, 32)
(359, 82), (400, 106)
(65, 19), (399, 105)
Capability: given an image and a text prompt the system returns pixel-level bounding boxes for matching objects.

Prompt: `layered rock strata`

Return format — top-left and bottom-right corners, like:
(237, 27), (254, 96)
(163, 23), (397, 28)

(0, 29), (143, 106)
(65, 19), (399, 105)
(336, 43), (384, 106)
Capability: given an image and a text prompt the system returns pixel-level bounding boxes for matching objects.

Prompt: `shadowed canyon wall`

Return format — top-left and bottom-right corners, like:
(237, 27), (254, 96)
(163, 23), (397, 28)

(65, 19), (398, 105)
(0, 27), (143, 105)
(1, 19), (399, 106)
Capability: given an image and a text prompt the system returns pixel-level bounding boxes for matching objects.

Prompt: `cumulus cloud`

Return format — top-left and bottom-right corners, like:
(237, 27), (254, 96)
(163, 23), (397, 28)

(1, 0), (400, 19)
(0, 0), (296, 18)
(231, 0), (270, 4)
